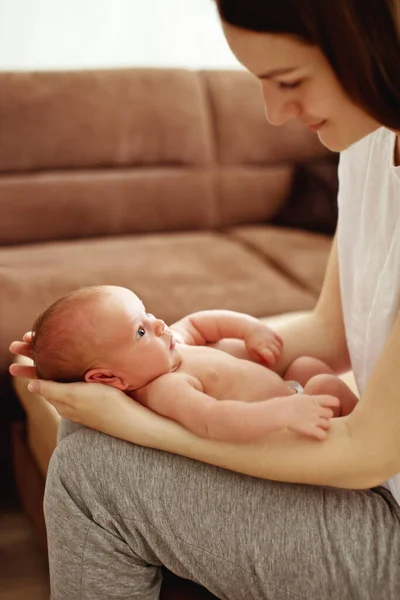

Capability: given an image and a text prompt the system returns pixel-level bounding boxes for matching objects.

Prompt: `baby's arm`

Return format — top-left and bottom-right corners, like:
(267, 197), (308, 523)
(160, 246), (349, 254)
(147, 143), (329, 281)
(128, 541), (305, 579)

(135, 373), (339, 442)
(171, 310), (283, 365)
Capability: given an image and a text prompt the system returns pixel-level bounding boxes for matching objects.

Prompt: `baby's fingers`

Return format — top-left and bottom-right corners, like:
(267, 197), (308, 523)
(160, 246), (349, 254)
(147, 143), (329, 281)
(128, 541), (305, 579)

(314, 426), (328, 440)
(317, 417), (331, 430)
(319, 407), (334, 420)
(270, 341), (282, 359)
(258, 348), (276, 364)
(259, 342), (282, 364)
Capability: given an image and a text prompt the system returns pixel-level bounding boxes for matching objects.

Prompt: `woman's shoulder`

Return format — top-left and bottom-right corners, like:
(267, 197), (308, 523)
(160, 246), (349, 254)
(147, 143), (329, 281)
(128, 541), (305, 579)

(339, 127), (389, 178)
(341, 128), (379, 162)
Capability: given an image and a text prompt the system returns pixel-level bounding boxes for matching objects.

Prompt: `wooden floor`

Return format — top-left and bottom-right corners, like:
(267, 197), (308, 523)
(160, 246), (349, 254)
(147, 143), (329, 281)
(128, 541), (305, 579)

(0, 507), (49, 600)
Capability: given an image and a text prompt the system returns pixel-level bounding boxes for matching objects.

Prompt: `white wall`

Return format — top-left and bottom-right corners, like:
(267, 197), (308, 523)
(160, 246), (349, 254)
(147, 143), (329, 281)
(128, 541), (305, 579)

(0, 0), (242, 71)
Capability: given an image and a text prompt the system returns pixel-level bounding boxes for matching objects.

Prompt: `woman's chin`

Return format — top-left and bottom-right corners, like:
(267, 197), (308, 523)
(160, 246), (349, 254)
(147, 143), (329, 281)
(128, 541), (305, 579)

(317, 129), (347, 153)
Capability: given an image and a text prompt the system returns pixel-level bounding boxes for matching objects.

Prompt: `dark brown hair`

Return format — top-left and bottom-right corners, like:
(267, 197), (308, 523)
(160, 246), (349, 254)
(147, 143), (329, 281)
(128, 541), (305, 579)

(216, 0), (400, 129)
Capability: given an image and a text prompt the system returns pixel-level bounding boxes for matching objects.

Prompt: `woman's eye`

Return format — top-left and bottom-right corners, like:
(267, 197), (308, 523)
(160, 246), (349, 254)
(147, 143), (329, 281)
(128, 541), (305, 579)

(136, 326), (146, 339)
(277, 80), (301, 90)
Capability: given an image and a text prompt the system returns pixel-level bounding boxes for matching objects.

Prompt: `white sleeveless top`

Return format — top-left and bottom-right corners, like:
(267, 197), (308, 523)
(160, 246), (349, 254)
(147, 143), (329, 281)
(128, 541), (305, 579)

(337, 127), (400, 505)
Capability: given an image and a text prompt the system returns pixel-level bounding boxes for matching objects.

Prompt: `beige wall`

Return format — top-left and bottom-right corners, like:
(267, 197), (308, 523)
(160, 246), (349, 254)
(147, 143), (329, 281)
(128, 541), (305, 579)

(0, 0), (242, 71)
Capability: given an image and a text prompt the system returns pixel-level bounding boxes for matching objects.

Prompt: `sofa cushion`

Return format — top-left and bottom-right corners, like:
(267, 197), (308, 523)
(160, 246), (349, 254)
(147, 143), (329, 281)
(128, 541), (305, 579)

(0, 69), (337, 247)
(0, 69), (212, 173)
(0, 170), (217, 246)
(229, 226), (331, 296)
(0, 228), (330, 376)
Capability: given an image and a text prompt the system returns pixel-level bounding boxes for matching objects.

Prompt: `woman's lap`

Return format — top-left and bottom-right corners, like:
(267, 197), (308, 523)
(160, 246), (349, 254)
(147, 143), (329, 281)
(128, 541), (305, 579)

(45, 421), (400, 600)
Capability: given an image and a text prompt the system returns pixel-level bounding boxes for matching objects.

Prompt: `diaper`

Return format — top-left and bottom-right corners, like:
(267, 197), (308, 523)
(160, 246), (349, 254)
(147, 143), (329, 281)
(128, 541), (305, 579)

(285, 380), (304, 394)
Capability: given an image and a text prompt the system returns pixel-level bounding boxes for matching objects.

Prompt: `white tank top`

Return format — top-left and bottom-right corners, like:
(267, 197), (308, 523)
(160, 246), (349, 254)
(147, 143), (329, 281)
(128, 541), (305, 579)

(337, 127), (400, 505)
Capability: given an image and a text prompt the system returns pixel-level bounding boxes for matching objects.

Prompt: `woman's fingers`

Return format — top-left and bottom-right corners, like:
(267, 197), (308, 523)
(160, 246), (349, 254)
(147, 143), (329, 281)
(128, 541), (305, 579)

(26, 380), (72, 418)
(26, 380), (122, 423)
(27, 379), (102, 406)
(28, 379), (62, 398)
(9, 363), (37, 379)
(23, 331), (33, 343)
(9, 341), (34, 358)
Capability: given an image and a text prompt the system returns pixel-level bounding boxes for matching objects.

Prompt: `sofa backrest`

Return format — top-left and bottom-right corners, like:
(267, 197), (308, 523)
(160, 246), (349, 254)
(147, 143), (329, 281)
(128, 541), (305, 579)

(0, 68), (336, 246)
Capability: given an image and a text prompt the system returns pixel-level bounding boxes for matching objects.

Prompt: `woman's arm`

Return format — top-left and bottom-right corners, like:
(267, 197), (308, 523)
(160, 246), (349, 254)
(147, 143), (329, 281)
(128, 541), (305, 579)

(212, 235), (351, 376)
(24, 376), (364, 488)
(19, 235), (396, 489)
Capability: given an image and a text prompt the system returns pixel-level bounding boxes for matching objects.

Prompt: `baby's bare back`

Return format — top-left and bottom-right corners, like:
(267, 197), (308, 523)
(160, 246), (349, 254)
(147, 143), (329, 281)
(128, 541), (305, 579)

(177, 345), (292, 401)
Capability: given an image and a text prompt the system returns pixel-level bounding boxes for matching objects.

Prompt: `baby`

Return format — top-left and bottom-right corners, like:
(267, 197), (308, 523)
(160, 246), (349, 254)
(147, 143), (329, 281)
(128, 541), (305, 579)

(31, 285), (358, 443)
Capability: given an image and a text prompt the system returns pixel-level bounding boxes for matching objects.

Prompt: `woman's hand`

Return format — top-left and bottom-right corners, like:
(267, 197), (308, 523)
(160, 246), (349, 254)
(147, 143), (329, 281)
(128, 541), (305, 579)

(8, 330), (192, 449)
(9, 331), (37, 378)
(26, 378), (170, 447)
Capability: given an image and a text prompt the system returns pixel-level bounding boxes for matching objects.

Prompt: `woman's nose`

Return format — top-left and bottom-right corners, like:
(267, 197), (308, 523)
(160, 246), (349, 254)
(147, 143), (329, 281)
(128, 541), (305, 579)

(153, 319), (166, 336)
(261, 84), (300, 126)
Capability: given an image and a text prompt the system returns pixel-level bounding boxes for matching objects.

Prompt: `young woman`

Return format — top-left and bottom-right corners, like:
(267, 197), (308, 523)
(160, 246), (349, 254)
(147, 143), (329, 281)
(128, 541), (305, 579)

(10, 1), (400, 598)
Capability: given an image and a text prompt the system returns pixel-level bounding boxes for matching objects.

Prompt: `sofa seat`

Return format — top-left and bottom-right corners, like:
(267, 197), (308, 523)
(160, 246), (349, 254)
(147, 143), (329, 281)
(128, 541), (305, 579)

(0, 225), (331, 378)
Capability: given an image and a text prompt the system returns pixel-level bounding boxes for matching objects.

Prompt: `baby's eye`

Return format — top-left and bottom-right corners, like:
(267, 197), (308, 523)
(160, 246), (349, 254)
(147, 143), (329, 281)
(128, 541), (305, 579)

(136, 326), (146, 339)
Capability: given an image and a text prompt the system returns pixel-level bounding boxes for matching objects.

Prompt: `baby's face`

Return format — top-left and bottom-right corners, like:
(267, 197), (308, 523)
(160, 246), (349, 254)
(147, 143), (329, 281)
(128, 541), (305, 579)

(97, 287), (180, 390)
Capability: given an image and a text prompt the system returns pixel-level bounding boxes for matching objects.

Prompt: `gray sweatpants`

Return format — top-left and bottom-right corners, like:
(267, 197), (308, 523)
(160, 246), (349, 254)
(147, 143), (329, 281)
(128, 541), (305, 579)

(44, 420), (400, 600)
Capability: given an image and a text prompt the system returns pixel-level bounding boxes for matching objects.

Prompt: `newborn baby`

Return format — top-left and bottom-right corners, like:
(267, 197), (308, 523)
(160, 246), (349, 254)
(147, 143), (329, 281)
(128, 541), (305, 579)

(31, 286), (357, 443)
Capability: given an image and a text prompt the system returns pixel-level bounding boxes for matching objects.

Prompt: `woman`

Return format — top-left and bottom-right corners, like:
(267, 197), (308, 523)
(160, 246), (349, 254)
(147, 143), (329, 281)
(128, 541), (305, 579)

(10, 1), (400, 598)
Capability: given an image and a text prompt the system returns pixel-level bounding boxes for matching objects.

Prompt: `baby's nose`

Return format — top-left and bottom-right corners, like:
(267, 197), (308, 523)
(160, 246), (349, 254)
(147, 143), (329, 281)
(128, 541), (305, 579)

(154, 319), (166, 336)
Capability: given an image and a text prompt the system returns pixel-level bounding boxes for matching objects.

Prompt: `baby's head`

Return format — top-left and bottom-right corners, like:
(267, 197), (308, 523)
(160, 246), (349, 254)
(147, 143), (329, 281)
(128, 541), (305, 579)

(32, 285), (179, 391)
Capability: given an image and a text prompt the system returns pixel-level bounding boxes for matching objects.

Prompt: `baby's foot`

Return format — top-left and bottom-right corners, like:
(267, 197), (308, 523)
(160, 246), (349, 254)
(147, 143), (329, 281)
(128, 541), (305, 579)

(286, 395), (340, 440)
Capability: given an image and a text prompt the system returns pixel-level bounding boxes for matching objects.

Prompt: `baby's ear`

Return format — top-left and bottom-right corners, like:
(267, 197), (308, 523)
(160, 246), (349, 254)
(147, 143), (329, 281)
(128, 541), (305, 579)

(85, 368), (128, 391)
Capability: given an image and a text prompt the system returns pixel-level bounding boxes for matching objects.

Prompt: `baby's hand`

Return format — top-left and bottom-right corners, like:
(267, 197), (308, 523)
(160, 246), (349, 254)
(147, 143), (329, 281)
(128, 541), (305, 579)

(244, 323), (283, 365)
(286, 395), (340, 440)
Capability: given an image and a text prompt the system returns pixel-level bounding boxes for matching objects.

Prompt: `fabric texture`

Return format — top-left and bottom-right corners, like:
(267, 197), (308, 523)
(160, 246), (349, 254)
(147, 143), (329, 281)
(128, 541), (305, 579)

(338, 127), (400, 505)
(44, 423), (400, 600)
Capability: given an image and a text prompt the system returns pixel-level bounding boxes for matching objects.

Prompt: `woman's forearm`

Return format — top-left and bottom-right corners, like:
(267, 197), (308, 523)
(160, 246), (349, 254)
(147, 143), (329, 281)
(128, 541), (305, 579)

(213, 311), (350, 376)
(25, 373), (378, 490)
(100, 395), (378, 490)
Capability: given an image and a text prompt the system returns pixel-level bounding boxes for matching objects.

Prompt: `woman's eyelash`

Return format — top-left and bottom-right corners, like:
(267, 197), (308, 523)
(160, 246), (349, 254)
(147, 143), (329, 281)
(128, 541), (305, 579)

(277, 80), (301, 90)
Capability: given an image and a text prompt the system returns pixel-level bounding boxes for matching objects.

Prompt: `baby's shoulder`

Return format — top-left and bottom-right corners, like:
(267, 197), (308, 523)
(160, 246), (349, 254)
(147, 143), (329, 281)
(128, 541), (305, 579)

(138, 371), (203, 400)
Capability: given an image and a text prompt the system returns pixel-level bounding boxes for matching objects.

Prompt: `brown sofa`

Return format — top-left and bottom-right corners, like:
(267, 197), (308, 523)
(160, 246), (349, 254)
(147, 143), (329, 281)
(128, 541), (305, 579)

(0, 67), (340, 599)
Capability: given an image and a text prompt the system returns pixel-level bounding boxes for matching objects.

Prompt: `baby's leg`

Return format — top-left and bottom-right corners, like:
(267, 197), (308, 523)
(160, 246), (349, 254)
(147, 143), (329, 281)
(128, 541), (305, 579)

(284, 356), (335, 387)
(303, 374), (358, 417)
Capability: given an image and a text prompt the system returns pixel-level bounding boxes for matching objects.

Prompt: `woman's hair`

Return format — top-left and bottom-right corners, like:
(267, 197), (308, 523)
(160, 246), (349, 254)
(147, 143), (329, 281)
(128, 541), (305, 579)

(216, 0), (400, 129)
